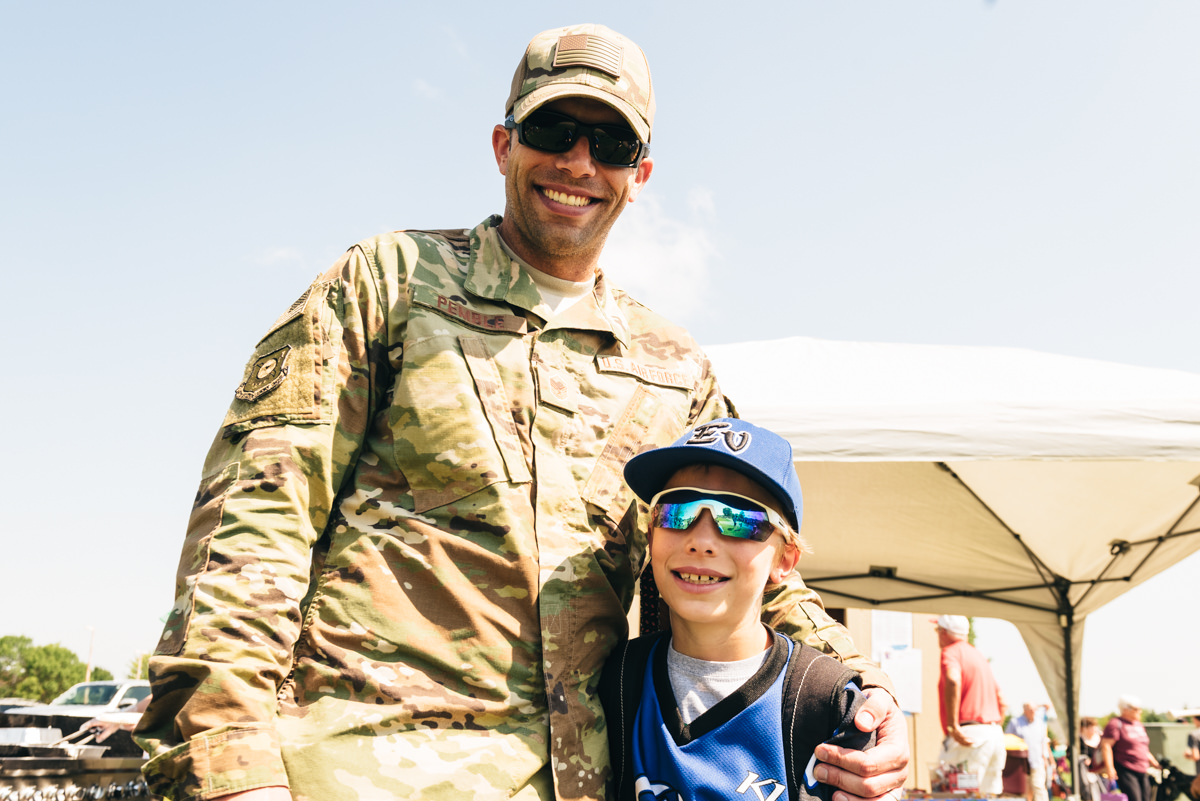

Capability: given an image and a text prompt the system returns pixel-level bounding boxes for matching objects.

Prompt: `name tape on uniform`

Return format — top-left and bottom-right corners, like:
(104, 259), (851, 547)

(412, 285), (528, 334)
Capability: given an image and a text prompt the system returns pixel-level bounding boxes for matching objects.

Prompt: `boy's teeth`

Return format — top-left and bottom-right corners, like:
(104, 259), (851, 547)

(679, 572), (722, 584)
(544, 188), (590, 207)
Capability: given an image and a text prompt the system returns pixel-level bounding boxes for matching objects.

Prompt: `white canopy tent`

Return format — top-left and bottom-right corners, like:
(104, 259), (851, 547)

(704, 337), (1200, 758)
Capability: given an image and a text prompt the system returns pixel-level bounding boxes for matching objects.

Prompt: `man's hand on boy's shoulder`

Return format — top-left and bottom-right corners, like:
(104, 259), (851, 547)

(813, 689), (910, 801)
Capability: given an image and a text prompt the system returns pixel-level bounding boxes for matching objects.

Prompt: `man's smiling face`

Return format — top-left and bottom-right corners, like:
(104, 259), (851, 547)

(492, 96), (653, 281)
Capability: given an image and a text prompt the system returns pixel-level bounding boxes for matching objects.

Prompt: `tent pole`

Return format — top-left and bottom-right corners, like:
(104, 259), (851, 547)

(1061, 607), (1079, 800)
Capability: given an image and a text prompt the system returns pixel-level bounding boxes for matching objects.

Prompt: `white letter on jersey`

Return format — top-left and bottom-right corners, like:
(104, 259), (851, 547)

(737, 772), (786, 801)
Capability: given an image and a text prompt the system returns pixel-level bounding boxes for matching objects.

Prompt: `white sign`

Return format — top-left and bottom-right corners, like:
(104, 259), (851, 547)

(871, 609), (913, 664)
(880, 647), (923, 715)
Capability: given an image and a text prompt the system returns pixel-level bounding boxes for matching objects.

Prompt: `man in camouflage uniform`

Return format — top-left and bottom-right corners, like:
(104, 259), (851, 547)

(135, 23), (910, 801)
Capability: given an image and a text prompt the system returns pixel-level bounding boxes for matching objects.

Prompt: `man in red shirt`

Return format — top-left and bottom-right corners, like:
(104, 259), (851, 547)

(935, 615), (1008, 794)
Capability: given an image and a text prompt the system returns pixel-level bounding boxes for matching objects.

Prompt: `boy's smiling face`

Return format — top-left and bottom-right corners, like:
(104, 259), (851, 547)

(649, 463), (800, 660)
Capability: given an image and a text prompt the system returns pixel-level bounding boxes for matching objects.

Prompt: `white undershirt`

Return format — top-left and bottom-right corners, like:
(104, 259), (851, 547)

(667, 637), (772, 725)
(497, 235), (593, 317)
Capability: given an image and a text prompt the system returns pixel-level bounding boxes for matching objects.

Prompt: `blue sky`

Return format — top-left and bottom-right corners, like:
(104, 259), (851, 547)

(2, 1), (1197, 715)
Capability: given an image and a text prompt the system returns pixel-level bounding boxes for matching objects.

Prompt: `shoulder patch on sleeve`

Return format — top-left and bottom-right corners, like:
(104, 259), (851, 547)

(234, 344), (292, 401)
(223, 280), (335, 431)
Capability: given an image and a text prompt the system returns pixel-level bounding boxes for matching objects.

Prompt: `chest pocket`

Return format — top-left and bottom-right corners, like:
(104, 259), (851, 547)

(392, 288), (532, 512)
(582, 379), (690, 529)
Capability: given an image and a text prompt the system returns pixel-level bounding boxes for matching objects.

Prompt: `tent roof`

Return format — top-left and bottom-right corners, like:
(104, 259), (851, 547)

(706, 337), (1200, 460)
(703, 337), (1200, 730)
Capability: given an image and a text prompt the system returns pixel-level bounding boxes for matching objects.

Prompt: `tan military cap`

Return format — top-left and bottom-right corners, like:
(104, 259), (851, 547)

(505, 24), (655, 143)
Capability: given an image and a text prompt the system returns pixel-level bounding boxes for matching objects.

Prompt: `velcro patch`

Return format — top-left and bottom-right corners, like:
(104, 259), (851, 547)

(554, 34), (623, 78)
(222, 280), (334, 431)
(235, 345), (291, 401)
(595, 356), (692, 390)
(262, 286), (314, 344)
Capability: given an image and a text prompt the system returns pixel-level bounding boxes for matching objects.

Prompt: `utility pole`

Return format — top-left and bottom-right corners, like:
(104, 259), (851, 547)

(84, 626), (95, 683)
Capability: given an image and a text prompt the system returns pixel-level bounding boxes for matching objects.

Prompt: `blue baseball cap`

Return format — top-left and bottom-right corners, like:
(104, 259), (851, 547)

(623, 417), (803, 530)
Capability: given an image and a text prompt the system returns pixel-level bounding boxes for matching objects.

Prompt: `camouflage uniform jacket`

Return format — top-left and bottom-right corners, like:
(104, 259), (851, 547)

(135, 216), (890, 801)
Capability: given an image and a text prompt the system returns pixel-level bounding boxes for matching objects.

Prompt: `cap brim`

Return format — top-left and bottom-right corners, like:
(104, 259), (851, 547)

(513, 84), (650, 143)
(624, 445), (798, 529)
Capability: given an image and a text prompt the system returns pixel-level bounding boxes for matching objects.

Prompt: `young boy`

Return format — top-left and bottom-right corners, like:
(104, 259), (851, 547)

(600, 418), (872, 801)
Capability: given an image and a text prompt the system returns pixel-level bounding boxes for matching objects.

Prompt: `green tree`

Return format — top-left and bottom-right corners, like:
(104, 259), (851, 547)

(0, 635), (34, 697)
(0, 638), (112, 703)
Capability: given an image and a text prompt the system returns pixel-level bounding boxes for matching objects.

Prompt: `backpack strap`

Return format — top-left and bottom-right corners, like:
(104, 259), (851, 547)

(782, 639), (874, 801)
(599, 632), (665, 801)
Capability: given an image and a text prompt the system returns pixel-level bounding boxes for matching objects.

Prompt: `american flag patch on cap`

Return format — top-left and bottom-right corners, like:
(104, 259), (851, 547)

(553, 34), (623, 78)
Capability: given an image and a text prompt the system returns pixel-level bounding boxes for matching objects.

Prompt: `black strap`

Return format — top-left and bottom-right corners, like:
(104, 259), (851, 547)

(600, 633), (664, 800)
(782, 642), (872, 801)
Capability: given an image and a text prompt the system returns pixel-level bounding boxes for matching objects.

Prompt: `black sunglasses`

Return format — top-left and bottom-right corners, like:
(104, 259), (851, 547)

(504, 109), (649, 168)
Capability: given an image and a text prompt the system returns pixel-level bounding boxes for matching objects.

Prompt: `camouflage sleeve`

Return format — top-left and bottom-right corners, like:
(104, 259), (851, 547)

(762, 575), (897, 698)
(135, 243), (392, 801)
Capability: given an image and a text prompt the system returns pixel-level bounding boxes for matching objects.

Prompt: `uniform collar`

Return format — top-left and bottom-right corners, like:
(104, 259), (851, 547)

(464, 216), (630, 348)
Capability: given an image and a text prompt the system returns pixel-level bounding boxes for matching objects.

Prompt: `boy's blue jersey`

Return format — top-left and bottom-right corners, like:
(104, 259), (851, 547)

(632, 636), (794, 801)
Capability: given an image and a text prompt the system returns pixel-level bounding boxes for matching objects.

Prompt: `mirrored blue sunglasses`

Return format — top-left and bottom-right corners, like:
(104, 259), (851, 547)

(648, 487), (789, 543)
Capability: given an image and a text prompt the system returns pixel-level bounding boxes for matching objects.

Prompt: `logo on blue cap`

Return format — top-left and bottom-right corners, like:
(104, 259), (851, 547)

(685, 421), (751, 453)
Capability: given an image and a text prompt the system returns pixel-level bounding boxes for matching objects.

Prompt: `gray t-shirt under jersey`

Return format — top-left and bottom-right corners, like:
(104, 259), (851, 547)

(667, 637), (771, 725)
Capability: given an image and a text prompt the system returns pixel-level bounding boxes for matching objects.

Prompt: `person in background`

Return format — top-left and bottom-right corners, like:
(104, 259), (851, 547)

(1080, 717), (1102, 772)
(1048, 737), (1071, 799)
(1078, 717), (1106, 801)
(934, 614), (1008, 795)
(1099, 695), (1160, 801)
(83, 695), (151, 743)
(1006, 702), (1051, 801)
(1184, 714), (1200, 774)
(1183, 714), (1200, 799)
